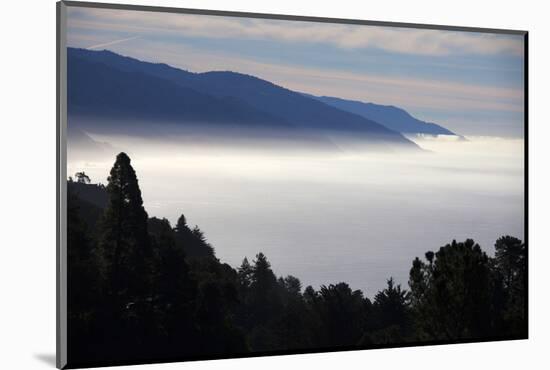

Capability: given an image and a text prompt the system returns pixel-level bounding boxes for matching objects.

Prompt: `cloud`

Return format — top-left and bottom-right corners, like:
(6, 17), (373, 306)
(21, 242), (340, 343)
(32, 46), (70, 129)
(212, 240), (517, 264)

(67, 33), (523, 118)
(87, 36), (140, 50)
(67, 7), (524, 57)
(65, 7), (525, 136)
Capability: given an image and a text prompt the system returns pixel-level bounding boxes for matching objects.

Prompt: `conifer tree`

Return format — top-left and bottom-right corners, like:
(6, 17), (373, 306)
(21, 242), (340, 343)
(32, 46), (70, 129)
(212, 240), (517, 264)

(366, 278), (411, 343)
(250, 253), (279, 316)
(409, 239), (495, 340)
(148, 217), (194, 304)
(316, 283), (366, 346)
(98, 152), (152, 304)
(174, 214), (215, 258)
(494, 236), (526, 335)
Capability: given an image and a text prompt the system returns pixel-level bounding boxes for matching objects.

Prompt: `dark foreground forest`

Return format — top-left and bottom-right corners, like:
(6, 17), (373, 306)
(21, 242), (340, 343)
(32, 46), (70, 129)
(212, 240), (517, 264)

(67, 152), (527, 367)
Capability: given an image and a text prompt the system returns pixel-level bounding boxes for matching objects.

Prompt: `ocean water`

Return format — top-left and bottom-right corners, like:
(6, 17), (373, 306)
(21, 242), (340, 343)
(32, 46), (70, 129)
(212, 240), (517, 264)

(68, 132), (524, 298)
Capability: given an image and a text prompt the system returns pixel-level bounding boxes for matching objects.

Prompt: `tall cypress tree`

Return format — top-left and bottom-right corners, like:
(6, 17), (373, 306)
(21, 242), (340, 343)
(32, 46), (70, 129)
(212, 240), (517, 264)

(98, 152), (152, 305)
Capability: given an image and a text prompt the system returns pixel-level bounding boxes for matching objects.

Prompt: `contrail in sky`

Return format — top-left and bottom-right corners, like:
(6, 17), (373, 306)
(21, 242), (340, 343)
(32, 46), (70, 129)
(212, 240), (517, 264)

(87, 36), (140, 50)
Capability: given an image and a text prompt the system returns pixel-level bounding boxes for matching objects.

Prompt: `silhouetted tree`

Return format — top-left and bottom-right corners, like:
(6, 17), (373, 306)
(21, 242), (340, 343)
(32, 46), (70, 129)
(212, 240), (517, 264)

(238, 253), (283, 350)
(75, 171), (91, 184)
(65, 153), (527, 364)
(149, 217), (194, 303)
(266, 275), (319, 350)
(238, 257), (253, 290)
(315, 283), (366, 347)
(98, 152), (153, 305)
(365, 278), (411, 344)
(494, 236), (527, 336)
(279, 275), (302, 298)
(249, 253), (281, 322)
(67, 192), (102, 360)
(409, 239), (497, 340)
(174, 214), (215, 259)
(194, 276), (247, 354)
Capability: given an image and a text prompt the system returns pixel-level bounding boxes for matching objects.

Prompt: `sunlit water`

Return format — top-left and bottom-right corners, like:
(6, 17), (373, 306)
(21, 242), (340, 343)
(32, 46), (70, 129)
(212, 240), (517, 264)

(68, 132), (524, 298)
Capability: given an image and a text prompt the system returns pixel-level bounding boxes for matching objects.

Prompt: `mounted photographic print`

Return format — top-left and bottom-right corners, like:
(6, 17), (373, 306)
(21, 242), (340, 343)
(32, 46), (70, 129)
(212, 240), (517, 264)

(56, 1), (528, 368)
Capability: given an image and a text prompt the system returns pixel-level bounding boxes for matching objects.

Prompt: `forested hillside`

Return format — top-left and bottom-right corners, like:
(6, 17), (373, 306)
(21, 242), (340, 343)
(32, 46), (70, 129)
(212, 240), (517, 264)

(67, 153), (527, 367)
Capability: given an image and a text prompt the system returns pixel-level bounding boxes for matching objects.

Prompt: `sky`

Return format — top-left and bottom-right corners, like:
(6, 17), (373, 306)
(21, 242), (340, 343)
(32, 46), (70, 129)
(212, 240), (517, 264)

(66, 6), (525, 137)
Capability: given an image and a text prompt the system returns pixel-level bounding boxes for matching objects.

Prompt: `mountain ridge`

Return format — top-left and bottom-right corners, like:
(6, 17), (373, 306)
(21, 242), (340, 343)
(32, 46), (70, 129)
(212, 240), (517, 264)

(67, 47), (420, 150)
(312, 95), (457, 136)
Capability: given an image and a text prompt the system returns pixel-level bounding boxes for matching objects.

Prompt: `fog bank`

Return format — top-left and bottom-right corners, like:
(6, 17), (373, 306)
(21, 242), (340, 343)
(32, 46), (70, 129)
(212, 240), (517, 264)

(68, 133), (524, 297)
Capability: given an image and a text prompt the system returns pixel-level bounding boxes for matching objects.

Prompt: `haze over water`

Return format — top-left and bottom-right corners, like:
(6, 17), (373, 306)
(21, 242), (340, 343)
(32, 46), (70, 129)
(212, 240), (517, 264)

(68, 132), (523, 297)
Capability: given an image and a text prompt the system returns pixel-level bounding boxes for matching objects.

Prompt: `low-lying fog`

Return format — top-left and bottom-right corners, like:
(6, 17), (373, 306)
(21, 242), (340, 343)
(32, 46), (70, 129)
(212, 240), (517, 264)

(68, 131), (524, 297)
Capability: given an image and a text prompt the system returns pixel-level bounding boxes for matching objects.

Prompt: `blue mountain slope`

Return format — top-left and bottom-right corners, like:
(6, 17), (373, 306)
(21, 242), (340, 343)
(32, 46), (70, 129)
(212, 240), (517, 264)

(68, 56), (291, 128)
(67, 48), (418, 149)
(312, 95), (456, 136)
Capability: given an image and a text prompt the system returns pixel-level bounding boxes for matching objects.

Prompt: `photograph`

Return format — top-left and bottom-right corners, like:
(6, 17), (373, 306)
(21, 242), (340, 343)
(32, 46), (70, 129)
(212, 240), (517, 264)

(61, 2), (526, 368)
